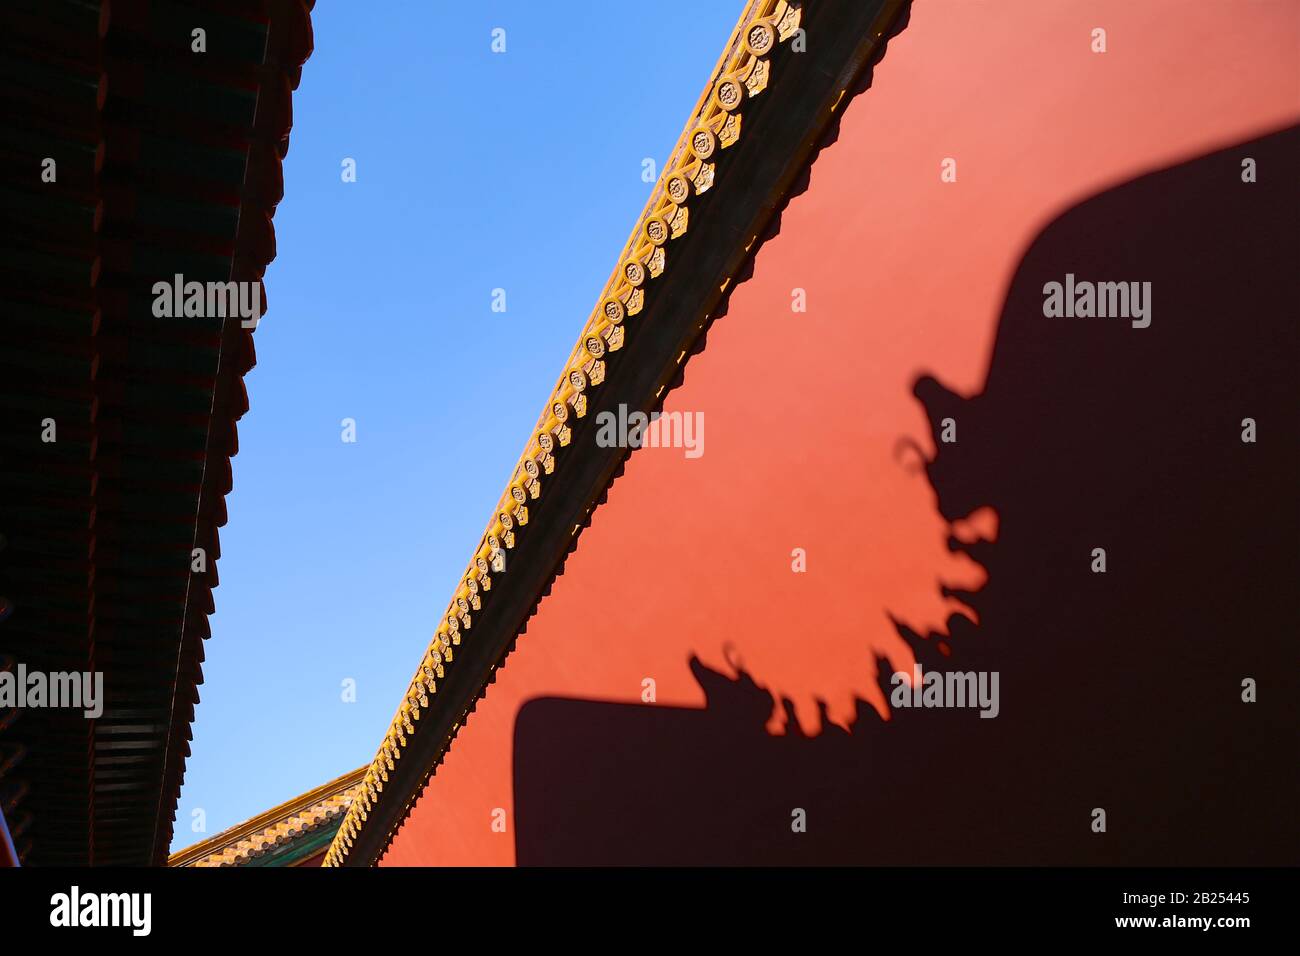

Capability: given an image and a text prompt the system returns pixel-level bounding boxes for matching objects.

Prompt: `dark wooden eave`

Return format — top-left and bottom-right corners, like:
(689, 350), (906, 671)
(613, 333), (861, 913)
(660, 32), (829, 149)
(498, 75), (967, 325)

(0, 0), (315, 865)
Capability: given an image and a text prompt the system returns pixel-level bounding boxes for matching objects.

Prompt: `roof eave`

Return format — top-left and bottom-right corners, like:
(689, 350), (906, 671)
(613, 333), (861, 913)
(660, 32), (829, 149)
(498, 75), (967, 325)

(329, 0), (910, 867)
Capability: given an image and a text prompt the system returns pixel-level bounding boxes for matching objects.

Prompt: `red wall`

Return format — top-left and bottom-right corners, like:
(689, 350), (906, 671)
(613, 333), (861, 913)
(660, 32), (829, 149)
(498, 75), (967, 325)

(382, 0), (1299, 865)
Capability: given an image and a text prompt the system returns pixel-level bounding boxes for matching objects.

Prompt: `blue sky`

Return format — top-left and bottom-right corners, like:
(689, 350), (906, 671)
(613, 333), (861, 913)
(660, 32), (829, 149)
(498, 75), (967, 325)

(173, 1), (743, 847)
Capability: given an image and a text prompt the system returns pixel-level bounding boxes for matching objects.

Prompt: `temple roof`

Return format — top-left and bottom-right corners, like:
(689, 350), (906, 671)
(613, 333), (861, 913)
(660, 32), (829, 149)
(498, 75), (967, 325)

(0, 0), (315, 864)
(326, 0), (909, 866)
(169, 767), (364, 867)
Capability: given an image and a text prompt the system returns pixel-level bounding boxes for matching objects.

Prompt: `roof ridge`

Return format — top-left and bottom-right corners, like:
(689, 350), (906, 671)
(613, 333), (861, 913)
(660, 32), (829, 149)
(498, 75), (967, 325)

(326, 0), (908, 867)
(168, 765), (365, 867)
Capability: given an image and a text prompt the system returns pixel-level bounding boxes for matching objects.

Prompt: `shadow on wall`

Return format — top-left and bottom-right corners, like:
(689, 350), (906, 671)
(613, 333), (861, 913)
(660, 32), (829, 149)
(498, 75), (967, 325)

(511, 126), (1300, 866)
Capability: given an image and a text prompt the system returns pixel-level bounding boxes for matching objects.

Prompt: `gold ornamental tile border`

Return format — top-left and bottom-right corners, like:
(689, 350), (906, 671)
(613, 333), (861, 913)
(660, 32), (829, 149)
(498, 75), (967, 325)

(323, 0), (804, 867)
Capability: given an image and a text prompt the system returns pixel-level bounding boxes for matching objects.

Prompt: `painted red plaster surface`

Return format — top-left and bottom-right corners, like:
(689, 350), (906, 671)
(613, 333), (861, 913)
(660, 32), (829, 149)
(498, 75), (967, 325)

(382, 0), (1299, 866)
